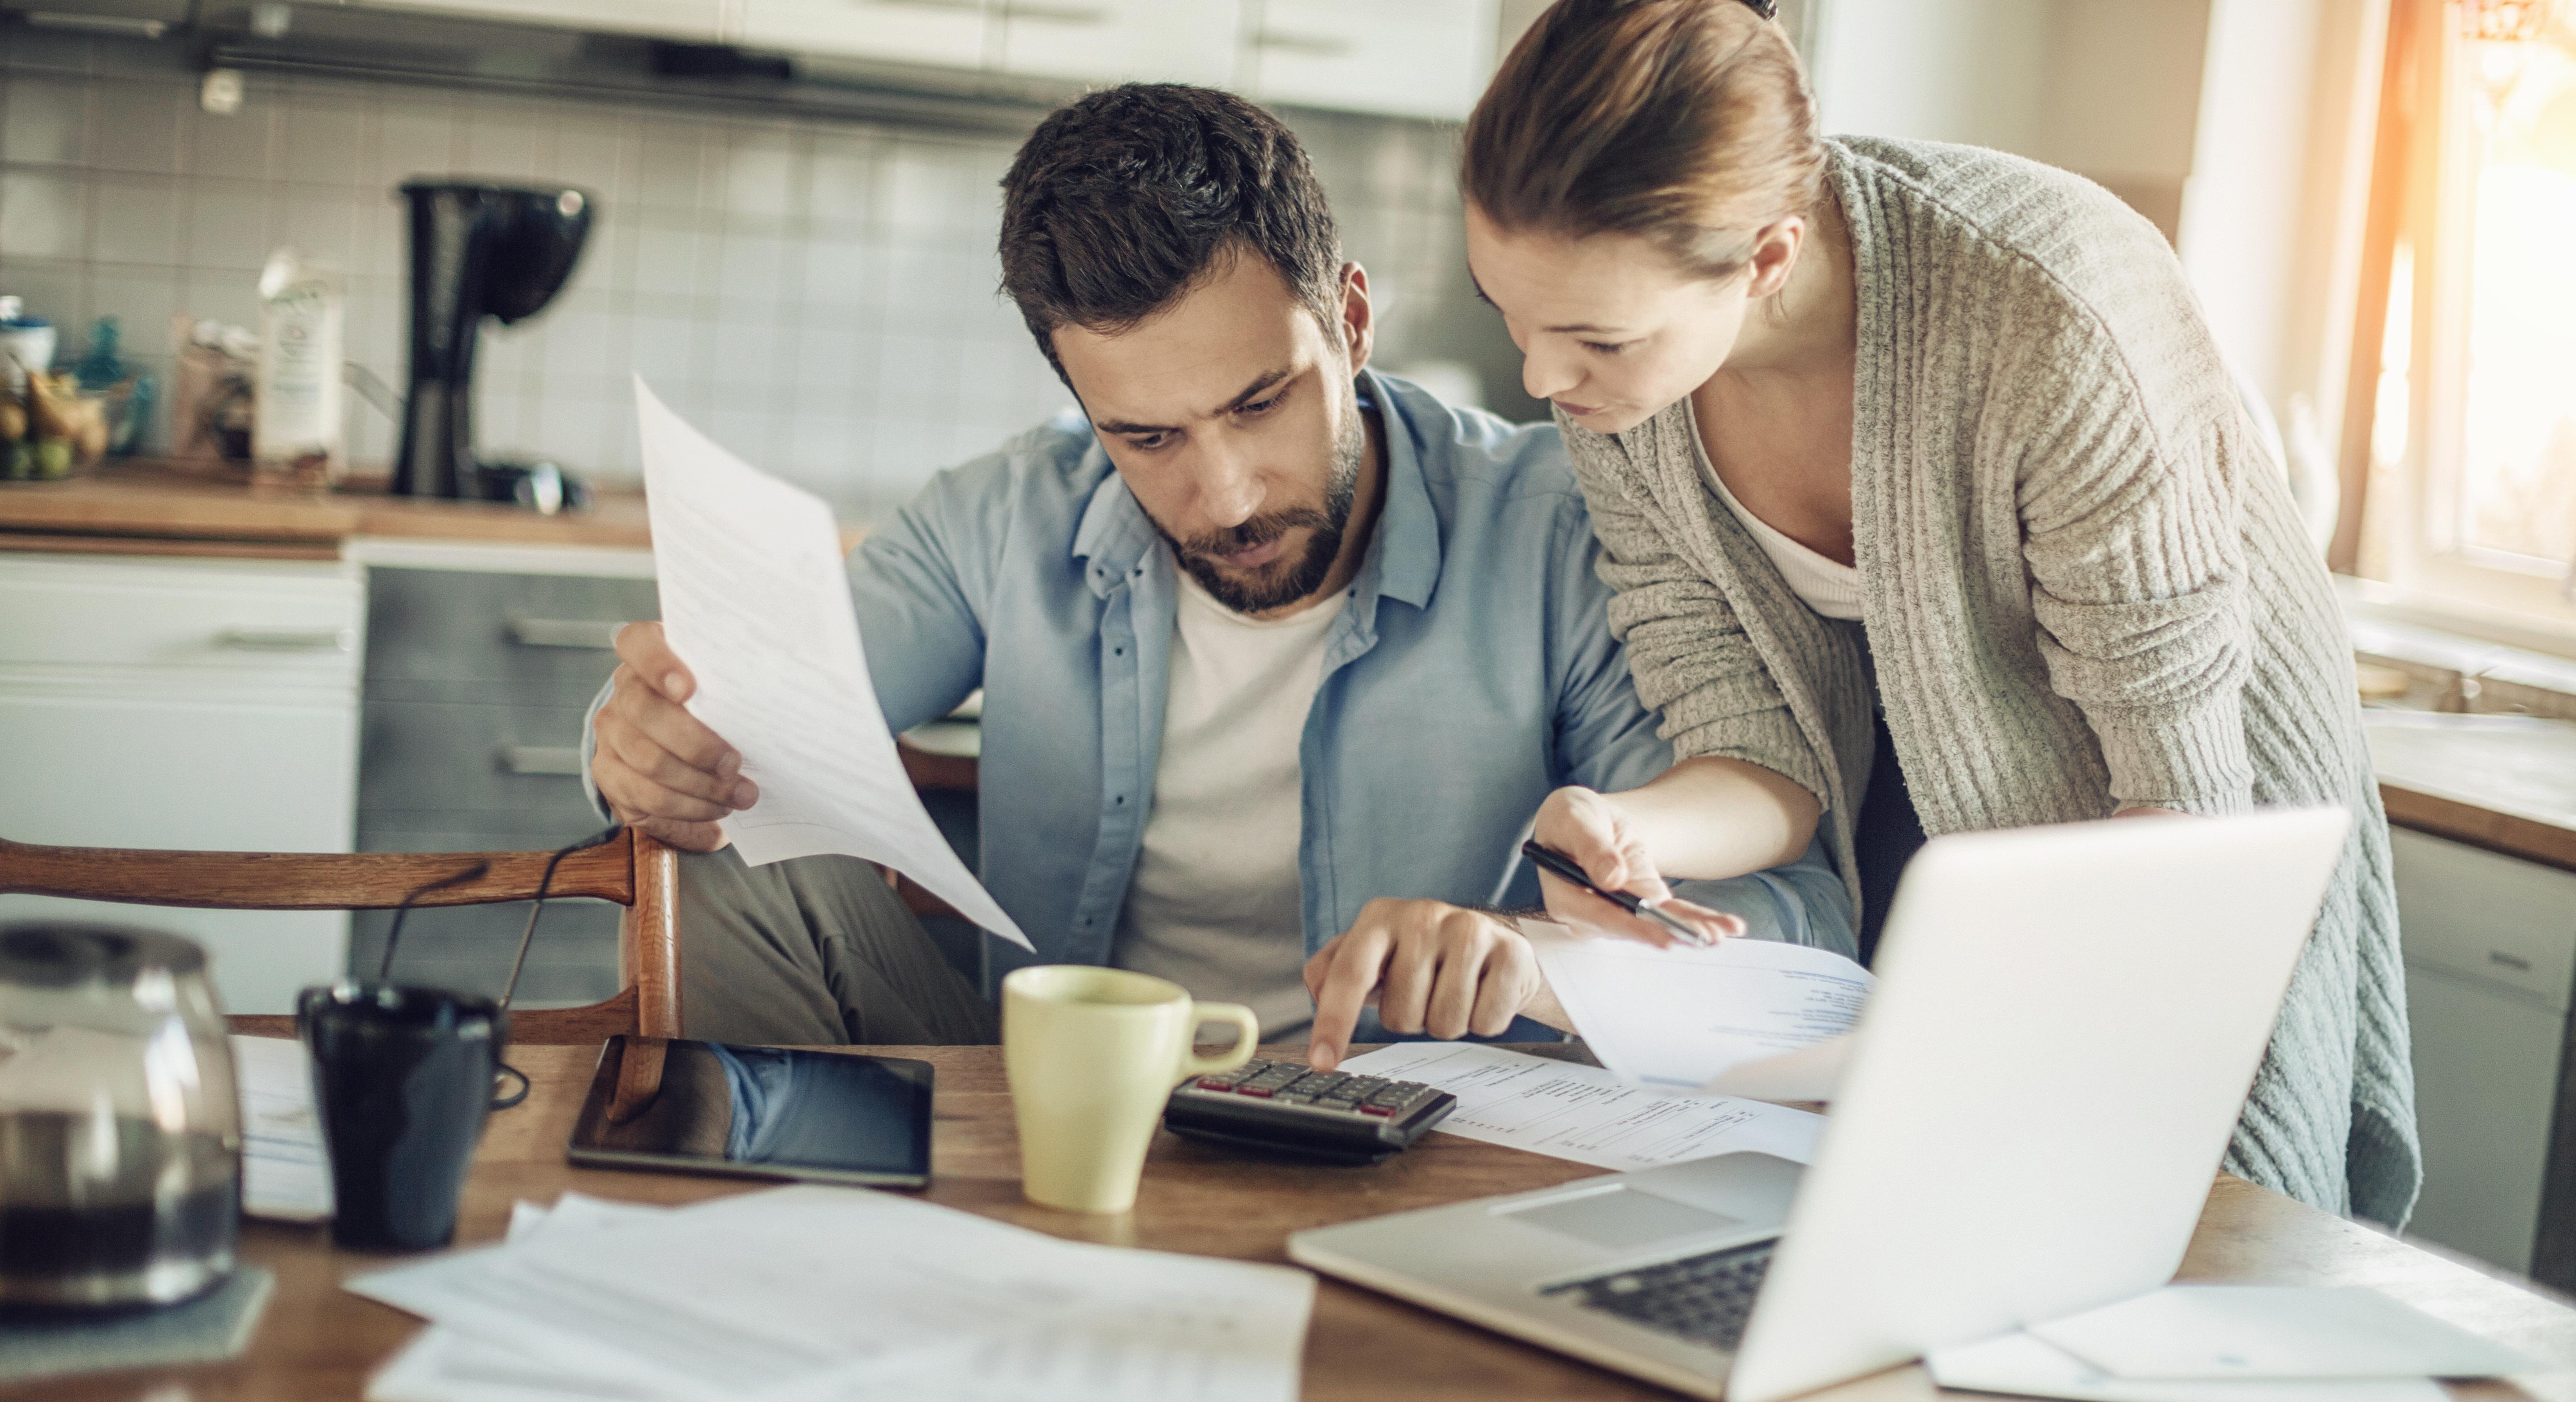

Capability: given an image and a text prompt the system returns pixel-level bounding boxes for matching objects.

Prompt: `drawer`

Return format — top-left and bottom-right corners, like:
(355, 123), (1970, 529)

(350, 901), (621, 1005)
(363, 567), (657, 705)
(2390, 825), (2576, 1010)
(357, 698), (604, 822)
(0, 553), (359, 681)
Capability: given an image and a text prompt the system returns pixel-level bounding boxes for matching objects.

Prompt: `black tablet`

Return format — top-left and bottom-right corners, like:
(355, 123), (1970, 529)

(566, 1035), (934, 1188)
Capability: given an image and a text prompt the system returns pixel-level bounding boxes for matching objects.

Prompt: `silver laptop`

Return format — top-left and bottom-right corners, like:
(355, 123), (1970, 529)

(1289, 807), (2352, 1402)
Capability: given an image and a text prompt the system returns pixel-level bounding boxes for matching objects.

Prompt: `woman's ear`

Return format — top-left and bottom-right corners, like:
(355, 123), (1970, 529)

(1743, 215), (1807, 301)
(1337, 262), (1376, 372)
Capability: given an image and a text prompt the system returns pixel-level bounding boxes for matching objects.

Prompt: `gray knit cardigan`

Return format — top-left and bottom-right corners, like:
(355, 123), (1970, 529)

(1558, 137), (2420, 1224)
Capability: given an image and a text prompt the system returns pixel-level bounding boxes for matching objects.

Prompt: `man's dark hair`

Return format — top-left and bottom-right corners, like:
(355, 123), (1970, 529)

(999, 83), (1344, 382)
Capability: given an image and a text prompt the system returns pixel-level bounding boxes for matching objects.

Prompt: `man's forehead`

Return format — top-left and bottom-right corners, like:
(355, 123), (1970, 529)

(1053, 256), (1322, 425)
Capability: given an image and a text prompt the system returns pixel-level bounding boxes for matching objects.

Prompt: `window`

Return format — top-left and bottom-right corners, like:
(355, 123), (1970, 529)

(2348, 0), (2576, 631)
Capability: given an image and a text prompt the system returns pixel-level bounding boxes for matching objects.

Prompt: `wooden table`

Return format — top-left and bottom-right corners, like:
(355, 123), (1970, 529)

(21, 1043), (2576, 1400)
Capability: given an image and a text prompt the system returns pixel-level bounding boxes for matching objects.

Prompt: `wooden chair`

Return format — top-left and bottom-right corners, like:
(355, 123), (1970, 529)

(0, 828), (680, 1042)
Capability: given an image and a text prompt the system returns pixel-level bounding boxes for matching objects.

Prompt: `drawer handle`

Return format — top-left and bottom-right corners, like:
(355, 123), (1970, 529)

(869, 0), (982, 10)
(216, 627), (352, 653)
(499, 746), (587, 777)
(1254, 29), (1355, 56)
(1008, 1), (1109, 21)
(2489, 950), (2535, 972)
(507, 617), (626, 650)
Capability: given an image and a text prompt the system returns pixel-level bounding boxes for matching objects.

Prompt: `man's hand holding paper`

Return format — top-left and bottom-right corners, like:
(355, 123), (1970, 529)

(617, 378), (1031, 950)
(594, 622), (757, 854)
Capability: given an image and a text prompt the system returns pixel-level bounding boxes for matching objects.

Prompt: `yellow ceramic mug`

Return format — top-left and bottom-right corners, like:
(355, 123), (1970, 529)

(1001, 965), (1259, 1213)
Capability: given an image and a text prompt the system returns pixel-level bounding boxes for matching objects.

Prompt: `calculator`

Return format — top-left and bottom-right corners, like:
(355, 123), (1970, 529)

(1162, 1058), (1457, 1165)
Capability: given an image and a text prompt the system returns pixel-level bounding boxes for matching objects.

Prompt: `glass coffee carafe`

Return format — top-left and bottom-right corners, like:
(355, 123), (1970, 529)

(0, 922), (242, 1308)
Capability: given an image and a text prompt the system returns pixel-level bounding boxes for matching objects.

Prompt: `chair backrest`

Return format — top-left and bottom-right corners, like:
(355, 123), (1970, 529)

(0, 829), (680, 1043)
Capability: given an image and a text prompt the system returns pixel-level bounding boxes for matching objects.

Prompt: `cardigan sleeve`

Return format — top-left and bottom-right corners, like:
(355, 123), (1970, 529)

(2010, 298), (2258, 815)
(1559, 414), (1833, 806)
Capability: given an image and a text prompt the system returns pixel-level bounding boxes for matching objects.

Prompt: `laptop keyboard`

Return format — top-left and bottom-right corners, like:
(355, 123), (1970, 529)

(1540, 1239), (1778, 1351)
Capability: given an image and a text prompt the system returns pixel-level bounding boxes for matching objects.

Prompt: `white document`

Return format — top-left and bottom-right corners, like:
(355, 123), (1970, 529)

(1928, 1330), (2451, 1402)
(1524, 922), (1872, 1101)
(2027, 1286), (2541, 1381)
(229, 1034), (333, 1222)
(357, 1184), (1310, 1402)
(1333, 1042), (1824, 1171)
(636, 378), (1029, 948)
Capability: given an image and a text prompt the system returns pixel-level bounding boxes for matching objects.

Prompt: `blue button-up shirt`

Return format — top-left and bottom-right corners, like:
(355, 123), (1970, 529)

(831, 370), (1852, 971)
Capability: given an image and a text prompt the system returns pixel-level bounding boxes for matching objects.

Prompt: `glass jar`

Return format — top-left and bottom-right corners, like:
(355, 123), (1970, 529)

(0, 922), (241, 1308)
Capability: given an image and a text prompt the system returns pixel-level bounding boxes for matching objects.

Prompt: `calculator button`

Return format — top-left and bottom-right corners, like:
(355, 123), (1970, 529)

(1194, 1077), (1239, 1091)
(1358, 1102), (1395, 1116)
(1235, 1085), (1275, 1098)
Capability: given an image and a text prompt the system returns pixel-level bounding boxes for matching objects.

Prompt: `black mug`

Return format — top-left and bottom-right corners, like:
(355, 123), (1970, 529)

(296, 983), (510, 1251)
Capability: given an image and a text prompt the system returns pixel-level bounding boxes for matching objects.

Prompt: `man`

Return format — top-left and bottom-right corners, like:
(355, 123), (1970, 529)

(588, 84), (1851, 1071)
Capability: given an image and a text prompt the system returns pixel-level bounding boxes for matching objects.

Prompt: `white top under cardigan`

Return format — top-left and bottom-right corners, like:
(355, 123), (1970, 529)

(1688, 411), (1864, 622)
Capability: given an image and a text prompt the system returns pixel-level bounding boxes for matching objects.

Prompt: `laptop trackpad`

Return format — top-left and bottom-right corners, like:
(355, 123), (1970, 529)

(1504, 1187), (1746, 1251)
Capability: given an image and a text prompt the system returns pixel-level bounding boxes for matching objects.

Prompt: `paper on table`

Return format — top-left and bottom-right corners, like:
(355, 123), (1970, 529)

(2027, 1286), (2541, 1381)
(1524, 921), (1872, 1101)
(229, 1034), (332, 1222)
(1927, 1330), (2451, 1402)
(635, 378), (1028, 948)
(1333, 1042), (1824, 1171)
(356, 1184), (1311, 1402)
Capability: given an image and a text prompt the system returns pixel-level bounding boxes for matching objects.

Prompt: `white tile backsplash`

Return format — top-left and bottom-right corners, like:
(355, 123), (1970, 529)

(88, 174), (177, 266)
(0, 169), (85, 260)
(3, 74), (86, 166)
(1, 31), (1519, 511)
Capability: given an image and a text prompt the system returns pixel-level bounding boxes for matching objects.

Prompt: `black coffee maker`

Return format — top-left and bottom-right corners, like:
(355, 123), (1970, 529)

(390, 181), (594, 502)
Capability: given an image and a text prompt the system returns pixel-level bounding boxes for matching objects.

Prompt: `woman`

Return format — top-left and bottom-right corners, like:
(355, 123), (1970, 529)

(1464, 0), (2417, 1223)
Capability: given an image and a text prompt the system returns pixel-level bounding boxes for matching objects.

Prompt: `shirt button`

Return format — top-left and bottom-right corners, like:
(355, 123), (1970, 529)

(1114, 647), (1124, 656)
(1114, 795), (1126, 804)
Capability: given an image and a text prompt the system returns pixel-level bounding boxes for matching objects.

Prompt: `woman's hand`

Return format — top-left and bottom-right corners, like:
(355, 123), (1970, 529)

(1531, 786), (1744, 947)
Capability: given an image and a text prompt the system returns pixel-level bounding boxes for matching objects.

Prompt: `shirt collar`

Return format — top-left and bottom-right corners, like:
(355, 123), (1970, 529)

(1068, 366), (1443, 610)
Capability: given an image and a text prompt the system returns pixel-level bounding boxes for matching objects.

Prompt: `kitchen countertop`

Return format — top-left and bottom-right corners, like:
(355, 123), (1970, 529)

(0, 459), (655, 557)
(13, 463), (2572, 875)
(2367, 711), (2576, 873)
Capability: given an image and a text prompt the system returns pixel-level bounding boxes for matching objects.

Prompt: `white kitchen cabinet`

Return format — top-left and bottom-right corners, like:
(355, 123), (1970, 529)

(2391, 825), (2576, 1273)
(737, 0), (994, 69)
(1244, 0), (1497, 121)
(353, 0), (727, 41)
(0, 555), (362, 1017)
(996, 0), (1239, 87)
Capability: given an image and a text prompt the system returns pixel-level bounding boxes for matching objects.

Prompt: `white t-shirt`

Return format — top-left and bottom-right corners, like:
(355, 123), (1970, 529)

(1111, 572), (1347, 1036)
(1693, 433), (1864, 621)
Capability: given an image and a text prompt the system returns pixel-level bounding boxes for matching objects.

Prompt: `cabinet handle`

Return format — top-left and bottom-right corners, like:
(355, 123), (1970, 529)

(508, 617), (626, 650)
(1253, 29), (1355, 56)
(499, 746), (587, 777)
(1008, 1), (1110, 21)
(2489, 950), (2535, 972)
(868, 0), (983, 10)
(216, 627), (352, 653)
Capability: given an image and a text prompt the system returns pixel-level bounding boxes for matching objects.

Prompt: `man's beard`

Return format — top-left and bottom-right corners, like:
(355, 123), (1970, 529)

(1154, 402), (1367, 614)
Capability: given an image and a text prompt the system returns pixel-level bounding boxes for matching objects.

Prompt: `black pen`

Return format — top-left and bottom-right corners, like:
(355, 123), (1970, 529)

(1520, 839), (1715, 947)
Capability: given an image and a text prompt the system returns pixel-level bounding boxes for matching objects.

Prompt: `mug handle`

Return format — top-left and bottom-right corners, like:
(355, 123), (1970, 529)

(1179, 1002), (1261, 1080)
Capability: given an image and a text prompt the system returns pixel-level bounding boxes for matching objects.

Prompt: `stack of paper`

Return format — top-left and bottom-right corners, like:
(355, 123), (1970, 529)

(229, 1034), (332, 1222)
(352, 1185), (1315, 1402)
(1926, 1286), (2540, 1402)
(1333, 1042), (1826, 1171)
(1522, 921), (1873, 1101)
